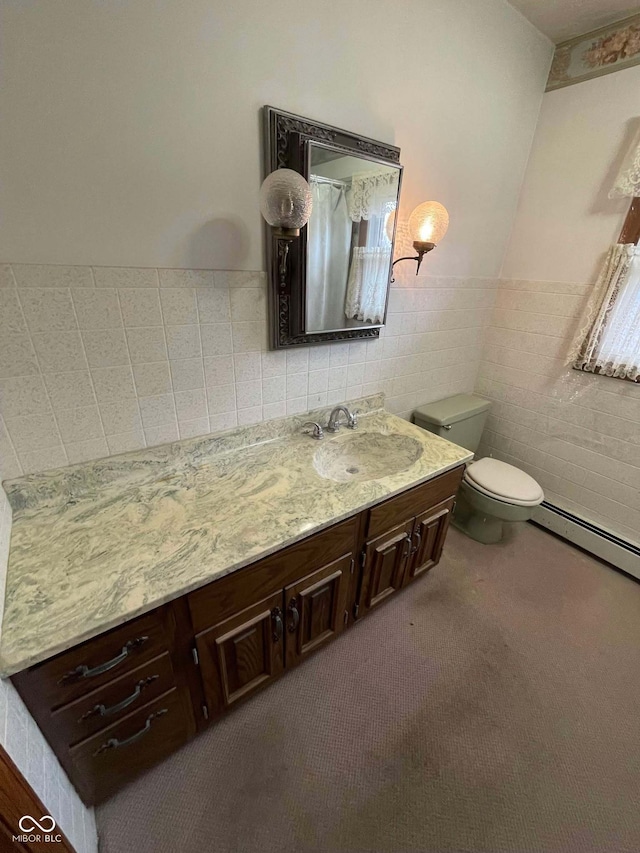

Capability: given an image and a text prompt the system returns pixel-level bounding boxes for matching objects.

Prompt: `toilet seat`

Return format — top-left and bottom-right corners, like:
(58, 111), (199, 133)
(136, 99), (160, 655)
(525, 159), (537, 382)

(464, 458), (544, 507)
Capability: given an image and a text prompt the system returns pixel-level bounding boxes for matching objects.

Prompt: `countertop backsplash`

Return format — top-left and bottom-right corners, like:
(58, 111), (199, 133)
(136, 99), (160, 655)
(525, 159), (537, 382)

(0, 263), (498, 479)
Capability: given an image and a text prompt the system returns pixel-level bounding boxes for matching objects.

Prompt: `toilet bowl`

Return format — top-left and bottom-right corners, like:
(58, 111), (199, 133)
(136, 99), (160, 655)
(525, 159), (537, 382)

(412, 394), (544, 545)
(454, 456), (544, 544)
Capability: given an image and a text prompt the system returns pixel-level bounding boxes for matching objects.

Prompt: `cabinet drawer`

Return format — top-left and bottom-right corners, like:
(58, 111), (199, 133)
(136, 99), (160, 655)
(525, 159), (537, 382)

(13, 609), (169, 710)
(69, 687), (191, 804)
(366, 466), (463, 539)
(50, 652), (176, 746)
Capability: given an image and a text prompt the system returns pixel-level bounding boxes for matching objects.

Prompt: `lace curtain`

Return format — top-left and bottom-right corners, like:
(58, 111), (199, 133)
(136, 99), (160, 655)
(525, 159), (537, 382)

(569, 243), (640, 381)
(344, 170), (397, 324)
(610, 128), (640, 198)
(348, 170), (399, 222)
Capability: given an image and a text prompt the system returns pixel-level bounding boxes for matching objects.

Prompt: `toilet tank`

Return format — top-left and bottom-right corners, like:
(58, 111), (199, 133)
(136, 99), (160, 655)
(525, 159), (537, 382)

(412, 394), (491, 453)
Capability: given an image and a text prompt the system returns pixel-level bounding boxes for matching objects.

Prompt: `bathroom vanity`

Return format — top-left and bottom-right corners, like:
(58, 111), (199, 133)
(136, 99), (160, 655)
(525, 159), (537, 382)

(0, 397), (471, 804)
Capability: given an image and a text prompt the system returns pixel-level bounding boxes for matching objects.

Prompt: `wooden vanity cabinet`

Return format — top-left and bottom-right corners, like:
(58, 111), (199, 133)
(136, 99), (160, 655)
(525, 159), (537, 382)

(11, 465), (463, 805)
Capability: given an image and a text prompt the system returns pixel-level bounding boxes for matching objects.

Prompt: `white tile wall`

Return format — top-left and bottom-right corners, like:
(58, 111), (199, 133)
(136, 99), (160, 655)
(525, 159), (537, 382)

(476, 279), (640, 547)
(0, 484), (98, 852)
(0, 263), (498, 477)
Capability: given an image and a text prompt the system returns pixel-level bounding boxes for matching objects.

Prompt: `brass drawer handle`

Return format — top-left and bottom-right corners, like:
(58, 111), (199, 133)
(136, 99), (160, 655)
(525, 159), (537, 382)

(59, 636), (149, 684)
(94, 709), (168, 755)
(287, 598), (300, 633)
(80, 675), (159, 721)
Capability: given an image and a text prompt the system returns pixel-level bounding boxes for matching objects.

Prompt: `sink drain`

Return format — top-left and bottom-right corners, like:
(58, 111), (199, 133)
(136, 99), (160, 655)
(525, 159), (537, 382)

(346, 466), (359, 474)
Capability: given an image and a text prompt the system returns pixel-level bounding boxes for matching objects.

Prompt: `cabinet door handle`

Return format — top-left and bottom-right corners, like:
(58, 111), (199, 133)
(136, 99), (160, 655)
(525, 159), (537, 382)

(80, 675), (159, 721)
(402, 535), (411, 559)
(287, 598), (300, 633)
(59, 636), (149, 684)
(271, 607), (283, 642)
(94, 709), (168, 756)
(411, 530), (422, 555)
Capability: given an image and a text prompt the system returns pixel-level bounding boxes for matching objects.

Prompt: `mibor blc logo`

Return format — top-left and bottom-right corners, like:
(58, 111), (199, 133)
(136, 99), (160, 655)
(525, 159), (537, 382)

(13, 814), (63, 844)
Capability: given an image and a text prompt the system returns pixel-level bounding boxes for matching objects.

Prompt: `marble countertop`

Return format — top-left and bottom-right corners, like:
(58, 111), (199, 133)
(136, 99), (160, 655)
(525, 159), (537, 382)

(0, 395), (472, 676)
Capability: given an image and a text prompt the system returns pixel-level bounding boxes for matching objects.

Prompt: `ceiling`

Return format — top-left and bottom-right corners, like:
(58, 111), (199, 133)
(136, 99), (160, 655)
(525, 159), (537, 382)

(508, 0), (640, 43)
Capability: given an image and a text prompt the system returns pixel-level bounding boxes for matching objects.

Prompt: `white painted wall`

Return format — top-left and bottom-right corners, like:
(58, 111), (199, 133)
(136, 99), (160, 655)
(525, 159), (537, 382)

(0, 0), (551, 277)
(502, 64), (640, 283)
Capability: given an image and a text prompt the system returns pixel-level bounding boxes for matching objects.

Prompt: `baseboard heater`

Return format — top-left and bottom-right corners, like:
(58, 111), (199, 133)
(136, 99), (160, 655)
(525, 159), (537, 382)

(531, 501), (640, 581)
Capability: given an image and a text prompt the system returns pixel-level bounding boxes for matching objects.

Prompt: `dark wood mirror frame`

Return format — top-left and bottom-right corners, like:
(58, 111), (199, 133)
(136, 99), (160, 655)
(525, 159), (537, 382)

(263, 106), (403, 349)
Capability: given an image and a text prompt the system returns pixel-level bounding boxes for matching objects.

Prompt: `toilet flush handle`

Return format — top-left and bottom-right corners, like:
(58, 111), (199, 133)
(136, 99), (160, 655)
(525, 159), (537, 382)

(443, 424), (452, 430)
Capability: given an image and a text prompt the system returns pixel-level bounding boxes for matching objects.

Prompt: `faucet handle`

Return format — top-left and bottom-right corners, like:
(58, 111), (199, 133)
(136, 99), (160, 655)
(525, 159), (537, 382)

(302, 421), (324, 440)
(348, 410), (359, 429)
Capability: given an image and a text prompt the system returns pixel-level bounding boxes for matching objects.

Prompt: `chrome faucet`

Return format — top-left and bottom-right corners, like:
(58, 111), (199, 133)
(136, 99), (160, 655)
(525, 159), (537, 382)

(327, 405), (358, 432)
(302, 421), (324, 440)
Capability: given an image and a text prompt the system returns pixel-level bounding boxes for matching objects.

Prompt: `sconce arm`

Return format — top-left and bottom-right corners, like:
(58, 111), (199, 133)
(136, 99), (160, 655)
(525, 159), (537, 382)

(390, 255), (420, 284)
(390, 241), (436, 283)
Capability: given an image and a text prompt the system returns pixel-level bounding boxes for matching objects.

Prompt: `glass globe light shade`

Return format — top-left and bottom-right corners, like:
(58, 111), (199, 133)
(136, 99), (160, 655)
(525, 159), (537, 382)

(408, 201), (449, 245)
(259, 168), (313, 234)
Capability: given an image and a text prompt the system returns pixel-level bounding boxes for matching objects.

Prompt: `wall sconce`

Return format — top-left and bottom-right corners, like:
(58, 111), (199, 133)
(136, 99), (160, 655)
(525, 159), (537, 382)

(392, 201), (449, 280)
(260, 168), (313, 288)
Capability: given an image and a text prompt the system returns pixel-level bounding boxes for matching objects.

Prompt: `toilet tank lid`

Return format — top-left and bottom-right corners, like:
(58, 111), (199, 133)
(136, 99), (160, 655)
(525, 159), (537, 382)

(413, 394), (491, 427)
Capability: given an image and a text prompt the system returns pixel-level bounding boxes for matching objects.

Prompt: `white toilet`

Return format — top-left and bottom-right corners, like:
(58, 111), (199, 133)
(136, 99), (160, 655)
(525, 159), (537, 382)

(412, 394), (544, 544)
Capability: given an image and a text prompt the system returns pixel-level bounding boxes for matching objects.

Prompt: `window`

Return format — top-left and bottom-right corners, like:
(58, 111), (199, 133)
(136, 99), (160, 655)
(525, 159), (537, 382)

(572, 199), (640, 383)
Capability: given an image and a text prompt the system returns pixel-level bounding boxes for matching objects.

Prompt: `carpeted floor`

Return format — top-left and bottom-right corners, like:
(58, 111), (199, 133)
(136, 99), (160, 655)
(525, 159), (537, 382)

(96, 523), (640, 853)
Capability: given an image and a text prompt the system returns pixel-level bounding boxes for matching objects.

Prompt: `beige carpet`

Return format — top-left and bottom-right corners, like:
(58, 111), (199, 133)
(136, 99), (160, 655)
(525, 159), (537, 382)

(96, 524), (640, 852)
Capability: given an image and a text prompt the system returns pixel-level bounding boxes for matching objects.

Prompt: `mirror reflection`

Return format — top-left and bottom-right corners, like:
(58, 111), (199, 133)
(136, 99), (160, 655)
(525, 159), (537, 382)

(306, 143), (401, 333)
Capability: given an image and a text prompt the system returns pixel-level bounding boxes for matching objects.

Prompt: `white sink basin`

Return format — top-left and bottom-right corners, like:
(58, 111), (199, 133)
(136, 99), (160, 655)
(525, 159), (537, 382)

(313, 431), (423, 483)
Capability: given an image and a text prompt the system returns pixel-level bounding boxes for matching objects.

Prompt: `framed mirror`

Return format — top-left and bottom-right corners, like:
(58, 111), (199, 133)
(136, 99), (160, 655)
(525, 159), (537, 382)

(263, 106), (403, 348)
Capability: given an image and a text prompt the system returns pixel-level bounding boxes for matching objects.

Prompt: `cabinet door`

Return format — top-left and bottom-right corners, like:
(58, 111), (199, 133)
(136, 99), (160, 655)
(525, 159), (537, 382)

(405, 498), (454, 584)
(361, 520), (413, 612)
(195, 591), (285, 717)
(284, 554), (352, 668)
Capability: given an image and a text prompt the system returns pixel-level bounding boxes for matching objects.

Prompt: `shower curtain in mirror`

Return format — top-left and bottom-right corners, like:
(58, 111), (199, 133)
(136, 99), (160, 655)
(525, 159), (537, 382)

(344, 170), (398, 324)
(306, 179), (351, 331)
